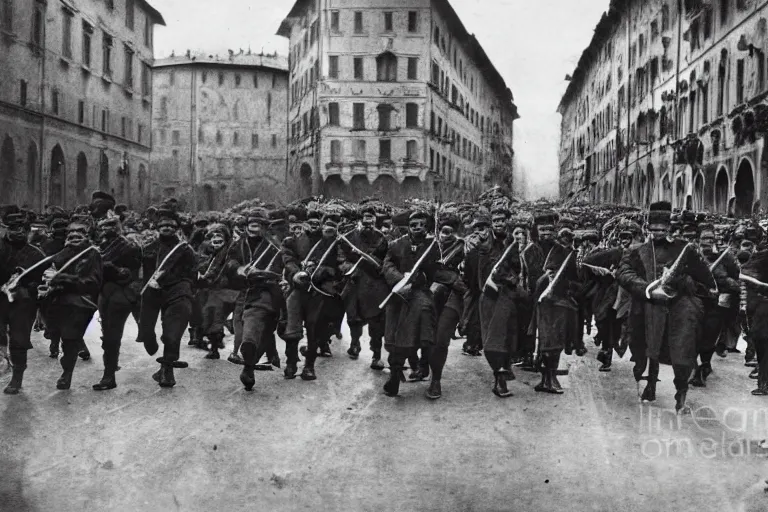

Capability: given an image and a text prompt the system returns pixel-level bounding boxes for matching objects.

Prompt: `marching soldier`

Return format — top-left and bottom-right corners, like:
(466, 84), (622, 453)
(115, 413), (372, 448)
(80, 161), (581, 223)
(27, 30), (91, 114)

(138, 208), (197, 388)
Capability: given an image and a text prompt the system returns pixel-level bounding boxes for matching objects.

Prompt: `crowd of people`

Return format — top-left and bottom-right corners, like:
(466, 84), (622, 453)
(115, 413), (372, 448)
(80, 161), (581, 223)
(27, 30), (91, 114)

(1, 189), (766, 413)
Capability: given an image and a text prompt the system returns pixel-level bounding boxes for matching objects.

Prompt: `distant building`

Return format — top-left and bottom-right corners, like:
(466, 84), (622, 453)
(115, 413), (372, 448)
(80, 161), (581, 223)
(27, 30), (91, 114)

(0, 0), (164, 209)
(277, 0), (519, 203)
(150, 51), (289, 210)
(558, 0), (768, 216)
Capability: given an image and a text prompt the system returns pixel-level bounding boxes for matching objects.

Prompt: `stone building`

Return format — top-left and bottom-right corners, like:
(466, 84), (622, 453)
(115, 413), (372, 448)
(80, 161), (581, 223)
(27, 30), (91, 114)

(0, 0), (163, 210)
(150, 51), (289, 211)
(277, 0), (518, 203)
(559, 0), (768, 217)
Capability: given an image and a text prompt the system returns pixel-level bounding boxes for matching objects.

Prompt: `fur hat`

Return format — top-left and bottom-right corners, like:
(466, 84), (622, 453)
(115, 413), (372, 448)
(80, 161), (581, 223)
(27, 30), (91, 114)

(648, 201), (672, 225)
(534, 211), (559, 227)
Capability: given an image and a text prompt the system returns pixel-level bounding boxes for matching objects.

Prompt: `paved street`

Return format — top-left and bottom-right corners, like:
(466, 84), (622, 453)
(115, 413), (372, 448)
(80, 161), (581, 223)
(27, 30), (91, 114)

(2, 317), (768, 512)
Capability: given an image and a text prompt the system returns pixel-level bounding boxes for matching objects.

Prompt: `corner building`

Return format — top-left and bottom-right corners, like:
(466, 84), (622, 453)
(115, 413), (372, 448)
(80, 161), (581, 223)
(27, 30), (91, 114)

(150, 52), (289, 210)
(0, 0), (164, 210)
(558, 0), (768, 216)
(277, 0), (519, 203)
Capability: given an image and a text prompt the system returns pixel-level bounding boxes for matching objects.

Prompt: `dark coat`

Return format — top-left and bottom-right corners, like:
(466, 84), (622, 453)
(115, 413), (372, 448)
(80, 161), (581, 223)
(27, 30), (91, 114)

(741, 249), (768, 343)
(617, 239), (716, 366)
(0, 239), (47, 304)
(382, 235), (438, 349)
(430, 238), (466, 317)
(228, 236), (284, 313)
(530, 243), (579, 352)
(340, 228), (390, 321)
(141, 236), (197, 305)
(582, 247), (624, 321)
(46, 245), (103, 311)
(100, 235), (142, 303)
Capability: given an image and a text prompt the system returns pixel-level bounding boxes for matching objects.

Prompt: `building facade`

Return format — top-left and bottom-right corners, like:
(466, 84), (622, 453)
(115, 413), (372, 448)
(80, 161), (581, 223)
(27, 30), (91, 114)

(150, 52), (289, 211)
(277, 0), (518, 203)
(558, 0), (768, 217)
(0, 0), (163, 210)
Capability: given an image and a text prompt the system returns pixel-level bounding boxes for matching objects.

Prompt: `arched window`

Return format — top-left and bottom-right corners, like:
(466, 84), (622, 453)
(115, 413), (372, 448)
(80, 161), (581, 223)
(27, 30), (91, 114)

(376, 52), (398, 82)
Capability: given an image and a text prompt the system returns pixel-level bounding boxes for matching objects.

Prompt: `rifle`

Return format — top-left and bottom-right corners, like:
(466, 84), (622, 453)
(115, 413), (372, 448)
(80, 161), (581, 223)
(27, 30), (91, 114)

(539, 251), (575, 303)
(379, 238), (437, 309)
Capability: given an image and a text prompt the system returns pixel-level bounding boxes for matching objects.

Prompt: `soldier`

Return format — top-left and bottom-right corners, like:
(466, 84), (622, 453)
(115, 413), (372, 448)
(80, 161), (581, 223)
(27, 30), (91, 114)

(381, 210), (439, 398)
(138, 208), (197, 388)
(617, 201), (716, 412)
(0, 207), (48, 394)
(339, 205), (389, 370)
(41, 220), (103, 390)
(94, 211), (142, 391)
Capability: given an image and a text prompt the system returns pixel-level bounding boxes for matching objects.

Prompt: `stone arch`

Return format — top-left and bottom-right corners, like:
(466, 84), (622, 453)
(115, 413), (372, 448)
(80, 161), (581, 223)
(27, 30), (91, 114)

(693, 171), (705, 211)
(299, 163), (313, 198)
(372, 174), (399, 204)
(322, 175), (347, 199)
(734, 158), (755, 217)
(402, 177), (422, 199)
(138, 164), (148, 202)
(99, 151), (110, 192)
(26, 142), (37, 207)
(76, 152), (88, 204)
(49, 144), (66, 206)
(349, 175), (371, 200)
(714, 166), (729, 214)
(1, 135), (16, 204)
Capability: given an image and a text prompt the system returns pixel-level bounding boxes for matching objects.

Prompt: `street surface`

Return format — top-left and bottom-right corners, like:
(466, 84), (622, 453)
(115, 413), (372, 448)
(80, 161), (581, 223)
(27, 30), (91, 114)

(2, 317), (768, 512)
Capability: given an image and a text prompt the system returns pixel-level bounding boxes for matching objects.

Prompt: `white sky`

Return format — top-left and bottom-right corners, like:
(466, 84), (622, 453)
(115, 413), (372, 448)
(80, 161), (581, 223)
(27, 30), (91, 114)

(151, 0), (609, 199)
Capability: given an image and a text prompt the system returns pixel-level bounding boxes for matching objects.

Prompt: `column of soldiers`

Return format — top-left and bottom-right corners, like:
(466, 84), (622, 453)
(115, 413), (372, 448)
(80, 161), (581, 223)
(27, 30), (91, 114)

(1, 192), (767, 413)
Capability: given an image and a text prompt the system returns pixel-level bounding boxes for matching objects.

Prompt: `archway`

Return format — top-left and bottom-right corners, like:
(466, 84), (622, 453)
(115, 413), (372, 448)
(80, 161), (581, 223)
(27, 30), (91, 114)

(685, 195), (693, 211)
(639, 171), (647, 206)
(661, 174), (672, 202)
(675, 175), (685, 209)
(1, 136), (16, 203)
(299, 163), (313, 198)
(349, 175), (371, 201)
(138, 164), (148, 204)
(26, 143), (37, 207)
(646, 164), (655, 204)
(76, 152), (88, 204)
(693, 171), (704, 211)
(734, 159), (755, 217)
(402, 177), (422, 199)
(627, 175), (635, 205)
(322, 175), (347, 199)
(714, 167), (729, 214)
(99, 151), (110, 192)
(49, 144), (65, 206)
(372, 175), (399, 204)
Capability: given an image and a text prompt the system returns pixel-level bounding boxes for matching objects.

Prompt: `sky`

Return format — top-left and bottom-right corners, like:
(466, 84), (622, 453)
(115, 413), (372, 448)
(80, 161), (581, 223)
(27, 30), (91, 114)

(151, 0), (609, 199)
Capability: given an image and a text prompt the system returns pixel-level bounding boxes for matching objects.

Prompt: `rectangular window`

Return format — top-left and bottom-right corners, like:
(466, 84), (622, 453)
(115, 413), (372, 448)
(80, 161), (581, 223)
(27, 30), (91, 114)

(379, 139), (391, 161)
(103, 34), (113, 77)
(432, 61), (439, 84)
(78, 100), (84, 124)
(62, 8), (73, 58)
(101, 109), (109, 132)
(408, 11), (418, 32)
(378, 105), (392, 131)
(328, 102), (339, 126)
(82, 22), (93, 68)
(702, 84), (709, 123)
(19, 79), (26, 106)
(384, 12), (393, 31)
(218, 73), (224, 86)
(354, 11), (363, 33)
(406, 103), (418, 128)
(235, 74), (241, 87)
(121, 117), (127, 137)
(406, 140), (417, 160)
(142, 62), (151, 96)
(273, 73), (278, 89)
(1, 0), (12, 32)
(331, 10), (339, 31)
(353, 139), (366, 161)
(721, 0), (729, 26)
(32, 3), (43, 46)
(271, 134), (277, 148)
(408, 57), (418, 80)
(138, 124), (144, 144)
(124, 45), (134, 88)
(353, 103), (365, 129)
(251, 134), (259, 148)
(51, 89), (59, 115)
(329, 55), (339, 78)
(144, 17), (151, 47)
(330, 140), (341, 163)
(172, 130), (180, 145)
(354, 57), (363, 80)
(126, 0), (134, 30)
(737, 59), (745, 104)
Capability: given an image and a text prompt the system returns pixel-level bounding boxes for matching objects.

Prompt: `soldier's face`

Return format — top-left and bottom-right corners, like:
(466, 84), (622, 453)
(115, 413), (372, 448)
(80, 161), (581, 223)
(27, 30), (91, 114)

(290, 223), (303, 237)
(648, 223), (670, 241)
(699, 234), (715, 254)
(307, 219), (321, 235)
(246, 222), (263, 238)
(409, 219), (427, 239)
(473, 224), (491, 242)
(361, 214), (376, 231)
(492, 215), (507, 235)
(538, 225), (554, 241)
(322, 224), (337, 239)
(619, 235), (632, 249)
(439, 225), (456, 245)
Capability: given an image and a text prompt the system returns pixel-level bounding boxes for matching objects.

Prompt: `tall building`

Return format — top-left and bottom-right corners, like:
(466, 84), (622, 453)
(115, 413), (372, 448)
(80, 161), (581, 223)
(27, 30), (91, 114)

(150, 51), (289, 211)
(0, 0), (164, 210)
(558, 0), (768, 216)
(277, 0), (519, 203)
